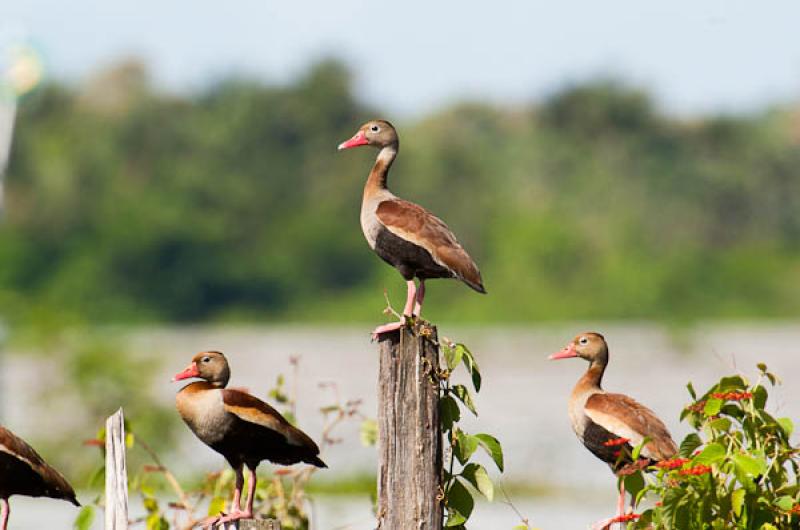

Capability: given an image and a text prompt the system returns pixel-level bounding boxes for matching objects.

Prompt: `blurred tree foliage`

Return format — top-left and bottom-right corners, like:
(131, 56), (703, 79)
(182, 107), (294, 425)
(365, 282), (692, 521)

(1, 60), (799, 326)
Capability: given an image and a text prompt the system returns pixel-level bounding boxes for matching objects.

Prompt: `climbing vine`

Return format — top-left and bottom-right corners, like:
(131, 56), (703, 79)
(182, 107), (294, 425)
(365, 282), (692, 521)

(437, 335), (504, 529)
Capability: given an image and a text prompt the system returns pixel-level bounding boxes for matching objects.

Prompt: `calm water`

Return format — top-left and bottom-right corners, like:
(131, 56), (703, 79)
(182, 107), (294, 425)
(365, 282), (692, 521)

(3, 323), (800, 529)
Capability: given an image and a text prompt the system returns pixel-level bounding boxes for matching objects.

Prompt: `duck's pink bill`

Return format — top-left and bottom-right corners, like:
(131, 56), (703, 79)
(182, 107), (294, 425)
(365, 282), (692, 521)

(338, 131), (368, 150)
(549, 343), (578, 360)
(172, 362), (200, 382)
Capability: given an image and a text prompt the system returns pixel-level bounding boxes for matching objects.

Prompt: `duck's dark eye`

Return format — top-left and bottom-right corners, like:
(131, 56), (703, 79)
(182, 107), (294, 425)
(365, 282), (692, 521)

(202, 357), (211, 363)
(579, 337), (589, 345)
(370, 125), (379, 132)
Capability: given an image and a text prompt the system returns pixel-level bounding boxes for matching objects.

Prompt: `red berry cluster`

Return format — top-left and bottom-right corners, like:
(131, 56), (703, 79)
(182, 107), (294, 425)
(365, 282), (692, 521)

(789, 505), (800, 515)
(710, 391), (753, 401)
(655, 457), (690, 470)
(603, 437), (630, 447)
(679, 464), (712, 476)
(685, 401), (706, 413)
(609, 513), (641, 523)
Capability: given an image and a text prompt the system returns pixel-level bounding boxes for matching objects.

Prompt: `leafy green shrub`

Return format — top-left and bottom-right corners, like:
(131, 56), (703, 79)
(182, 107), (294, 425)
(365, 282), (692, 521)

(629, 364), (799, 529)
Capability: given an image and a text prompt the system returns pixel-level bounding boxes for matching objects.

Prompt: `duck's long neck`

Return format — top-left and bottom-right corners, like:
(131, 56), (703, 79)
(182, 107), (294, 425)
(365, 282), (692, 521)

(364, 144), (398, 199)
(577, 359), (607, 393)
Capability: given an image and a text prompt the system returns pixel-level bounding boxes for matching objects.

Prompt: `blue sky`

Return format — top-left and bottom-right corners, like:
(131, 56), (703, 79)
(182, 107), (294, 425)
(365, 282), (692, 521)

(1, 0), (799, 116)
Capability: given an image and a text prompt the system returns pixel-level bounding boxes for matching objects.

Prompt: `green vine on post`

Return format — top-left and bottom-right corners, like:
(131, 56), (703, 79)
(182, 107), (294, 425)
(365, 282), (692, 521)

(439, 337), (504, 529)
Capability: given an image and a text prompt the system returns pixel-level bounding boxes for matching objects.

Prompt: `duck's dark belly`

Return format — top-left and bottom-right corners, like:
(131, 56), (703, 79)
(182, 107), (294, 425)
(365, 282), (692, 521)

(373, 227), (453, 281)
(0, 452), (49, 498)
(581, 420), (636, 473)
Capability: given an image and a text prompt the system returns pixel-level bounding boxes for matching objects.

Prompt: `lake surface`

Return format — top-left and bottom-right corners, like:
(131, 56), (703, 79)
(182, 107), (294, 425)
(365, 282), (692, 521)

(3, 322), (800, 529)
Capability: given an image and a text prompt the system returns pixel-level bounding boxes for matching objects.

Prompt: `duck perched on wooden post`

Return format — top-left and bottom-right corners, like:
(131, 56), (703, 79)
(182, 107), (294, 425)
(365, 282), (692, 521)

(0, 425), (80, 530)
(338, 120), (486, 338)
(173, 351), (326, 527)
(549, 333), (677, 530)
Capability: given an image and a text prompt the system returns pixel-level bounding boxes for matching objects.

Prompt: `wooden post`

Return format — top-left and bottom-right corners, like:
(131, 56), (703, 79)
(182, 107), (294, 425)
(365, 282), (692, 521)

(377, 324), (443, 530)
(105, 408), (129, 530)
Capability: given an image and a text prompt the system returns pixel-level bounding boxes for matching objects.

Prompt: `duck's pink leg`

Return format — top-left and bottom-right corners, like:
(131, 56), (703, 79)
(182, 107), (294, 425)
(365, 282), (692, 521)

(230, 466), (244, 513)
(372, 280), (416, 339)
(1, 498), (9, 530)
(203, 468), (257, 528)
(590, 481), (628, 530)
(243, 467), (258, 515)
(199, 466), (249, 528)
(413, 280), (425, 317)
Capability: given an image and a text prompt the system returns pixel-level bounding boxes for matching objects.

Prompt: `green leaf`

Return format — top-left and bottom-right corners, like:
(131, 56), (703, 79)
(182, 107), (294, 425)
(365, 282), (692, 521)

(777, 417), (794, 438)
(444, 342), (464, 371)
(753, 385), (768, 410)
(452, 384), (478, 416)
(679, 433), (703, 458)
(454, 430), (480, 465)
(459, 344), (482, 392)
(73, 505), (95, 530)
(460, 463), (494, 501)
(440, 395), (461, 432)
(623, 471), (645, 499)
(704, 398), (723, 417)
(145, 514), (169, 530)
(708, 417), (732, 432)
(760, 525), (779, 530)
(143, 497), (159, 513)
(686, 381), (697, 400)
(360, 418), (378, 447)
(731, 489), (745, 517)
(125, 432), (135, 449)
(695, 443), (726, 465)
(774, 496), (795, 512)
(207, 496), (226, 516)
(632, 437), (650, 461)
(474, 433), (504, 472)
(445, 478), (474, 525)
(732, 454), (767, 477)
(719, 375), (747, 391)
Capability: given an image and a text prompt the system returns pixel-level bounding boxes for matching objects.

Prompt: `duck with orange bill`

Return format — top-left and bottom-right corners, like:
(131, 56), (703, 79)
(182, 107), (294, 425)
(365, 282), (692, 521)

(173, 351), (326, 527)
(549, 333), (678, 530)
(338, 120), (486, 339)
(0, 425), (80, 530)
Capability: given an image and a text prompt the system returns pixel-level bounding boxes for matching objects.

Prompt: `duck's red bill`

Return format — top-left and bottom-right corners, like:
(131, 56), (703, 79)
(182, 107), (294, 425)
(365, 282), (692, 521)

(337, 131), (368, 150)
(172, 363), (200, 382)
(549, 343), (578, 360)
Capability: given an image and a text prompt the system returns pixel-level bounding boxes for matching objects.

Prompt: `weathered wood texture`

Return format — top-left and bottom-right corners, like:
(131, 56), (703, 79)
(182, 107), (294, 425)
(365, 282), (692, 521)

(217, 520), (281, 529)
(105, 408), (129, 530)
(377, 325), (443, 530)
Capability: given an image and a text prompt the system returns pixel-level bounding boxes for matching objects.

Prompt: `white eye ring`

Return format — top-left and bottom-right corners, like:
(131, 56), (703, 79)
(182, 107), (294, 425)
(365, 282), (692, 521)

(371, 125), (379, 132)
(579, 337), (589, 345)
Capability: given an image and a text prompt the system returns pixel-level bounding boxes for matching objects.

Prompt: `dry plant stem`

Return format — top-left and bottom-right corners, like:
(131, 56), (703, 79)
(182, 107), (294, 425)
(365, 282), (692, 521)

(138, 437), (196, 517)
(382, 289), (403, 320)
(498, 480), (531, 528)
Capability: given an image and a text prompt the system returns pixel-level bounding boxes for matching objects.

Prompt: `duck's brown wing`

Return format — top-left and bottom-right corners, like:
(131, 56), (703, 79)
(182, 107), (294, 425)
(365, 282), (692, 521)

(376, 199), (485, 292)
(222, 390), (323, 459)
(0, 426), (80, 504)
(584, 393), (677, 462)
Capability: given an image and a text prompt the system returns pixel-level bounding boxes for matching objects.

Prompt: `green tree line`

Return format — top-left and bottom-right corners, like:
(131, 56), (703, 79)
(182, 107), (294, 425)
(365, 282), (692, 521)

(1, 59), (799, 326)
